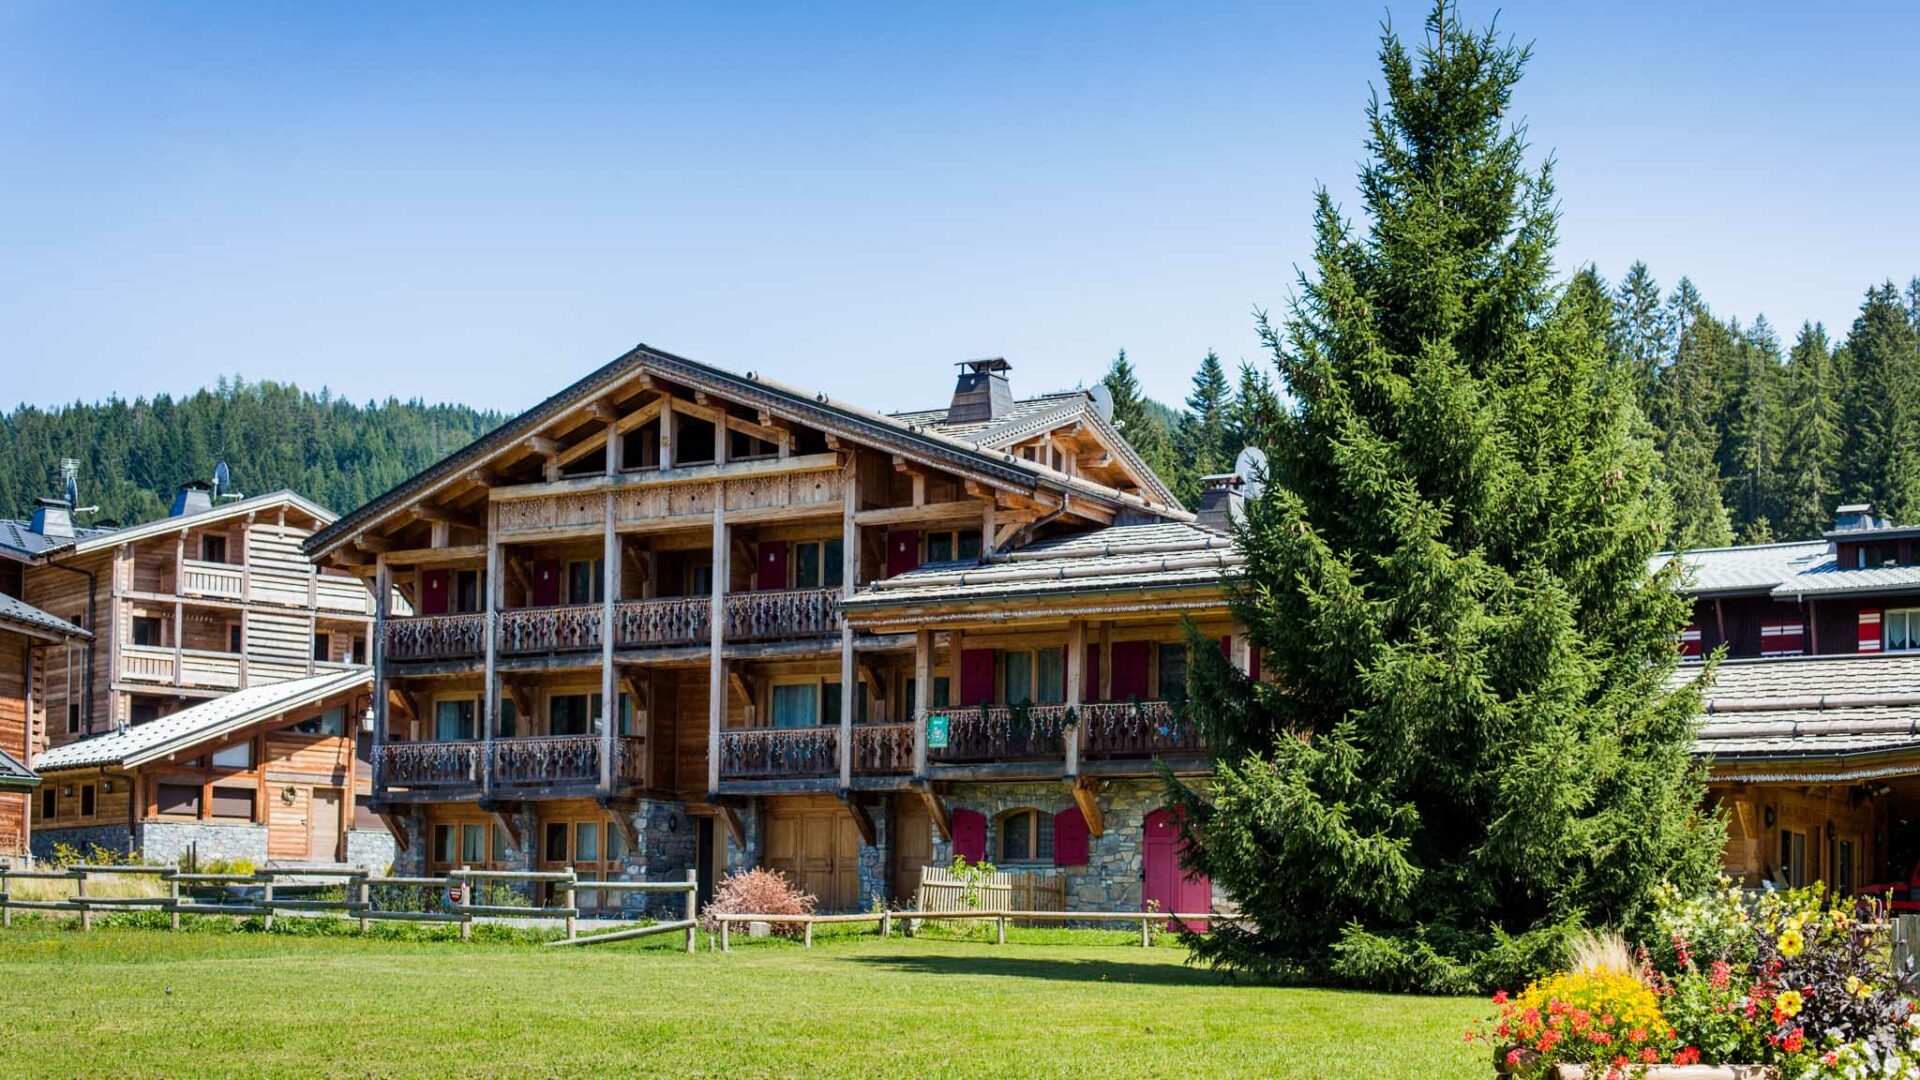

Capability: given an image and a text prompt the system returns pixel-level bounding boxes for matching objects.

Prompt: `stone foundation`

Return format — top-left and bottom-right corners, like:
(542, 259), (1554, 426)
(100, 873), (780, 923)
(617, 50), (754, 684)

(344, 828), (399, 873)
(31, 823), (137, 863)
(136, 821), (270, 867)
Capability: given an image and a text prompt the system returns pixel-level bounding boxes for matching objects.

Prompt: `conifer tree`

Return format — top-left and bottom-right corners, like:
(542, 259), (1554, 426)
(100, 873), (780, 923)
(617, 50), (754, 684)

(1174, 350), (1232, 502)
(1839, 283), (1920, 523)
(1720, 316), (1785, 541)
(1610, 261), (1671, 410)
(1171, 3), (1721, 992)
(1648, 303), (1735, 549)
(1227, 361), (1282, 455)
(1776, 322), (1842, 538)
(1100, 349), (1179, 492)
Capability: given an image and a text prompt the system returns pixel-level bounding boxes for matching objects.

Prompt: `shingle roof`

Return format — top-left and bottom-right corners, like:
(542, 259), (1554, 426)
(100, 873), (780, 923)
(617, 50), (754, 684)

(889, 391), (1086, 441)
(0, 593), (90, 641)
(33, 669), (370, 772)
(843, 522), (1241, 609)
(1673, 654), (1920, 770)
(0, 518), (117, 561)
(0, 748), (37, 791)
(1769, 561), (1920, 599)
(1652, 541), (1829, 594)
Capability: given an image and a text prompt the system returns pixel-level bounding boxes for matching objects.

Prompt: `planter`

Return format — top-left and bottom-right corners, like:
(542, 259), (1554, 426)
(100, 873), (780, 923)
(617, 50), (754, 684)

(1497, 1048), (1777, 1079)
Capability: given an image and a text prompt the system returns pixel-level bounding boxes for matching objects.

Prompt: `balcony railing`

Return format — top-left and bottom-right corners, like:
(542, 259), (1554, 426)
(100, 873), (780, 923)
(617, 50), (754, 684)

(120, 645), (242, 690)
(497, 604), (602, 654)
(724, 588), (841, 641)
(928, 705), (1073, 763)
(614, 597), (710, 648)
(1080, 701), (1203, 757)
(376, 735), (646, 792)
(384, 613), (487, 662)
(179, 558), (243, 599)
(719, 726), (839, 780)
(851, 722), (914, 775)
(315, 574), (374, 615)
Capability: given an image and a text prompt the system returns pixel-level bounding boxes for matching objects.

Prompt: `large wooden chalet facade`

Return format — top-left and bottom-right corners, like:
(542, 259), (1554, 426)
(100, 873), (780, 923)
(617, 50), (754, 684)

(306, 350), (1240, 913)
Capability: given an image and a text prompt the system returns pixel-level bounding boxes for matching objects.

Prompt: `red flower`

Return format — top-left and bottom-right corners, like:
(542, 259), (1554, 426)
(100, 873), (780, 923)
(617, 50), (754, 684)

(1640, 1048), (1659, 1064)
(1783, 1029), (1805, 1054)
(1505, 1048), (1523, 1066)
(1674, 1047), (1701, 1066)
(1629, 1029), (1647, 1044)
(1492, 989), (1508, 1005)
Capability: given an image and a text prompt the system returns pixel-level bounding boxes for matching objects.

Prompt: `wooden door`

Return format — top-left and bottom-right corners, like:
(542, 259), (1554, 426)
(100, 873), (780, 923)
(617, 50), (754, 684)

(419, 570), (450, 615)
(890, 796), (932, 904)
(1143, 808), (1210, 931)
(757, 542), (789, 591)
(309, 788), (344, 863)
(765, 800), (861, 911)
(1110, 641), (1151, 701)
(959, 649), (996, 707)
(532, 559), (563, 607)
(886, 530), (921, 578)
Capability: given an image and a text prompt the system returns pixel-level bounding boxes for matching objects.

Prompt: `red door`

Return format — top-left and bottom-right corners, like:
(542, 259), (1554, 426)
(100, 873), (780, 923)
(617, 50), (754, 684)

(1083, 644), (1101, 702)
(419, 569), (450, 615)
(1143, 808), (1210, 931)
(531, 559), (563, 607)
(758, 542), (789, 591)
(959, 649), (996, 707)
(886, 530), (921, 578)
(1110, 641), (1151, 701)
(951, 808), (987, 864)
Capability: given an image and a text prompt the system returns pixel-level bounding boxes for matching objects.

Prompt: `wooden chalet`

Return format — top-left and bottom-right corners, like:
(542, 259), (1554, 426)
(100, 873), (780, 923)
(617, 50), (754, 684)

(0, 594), (90, 861)
(28, 669), (383, 867)
(304, 347), (1249, 913)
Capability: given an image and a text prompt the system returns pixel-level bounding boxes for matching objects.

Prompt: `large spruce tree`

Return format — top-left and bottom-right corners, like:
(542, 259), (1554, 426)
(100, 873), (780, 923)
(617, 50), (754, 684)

(1170, 4), (1722, 993)
(1777, 322), (1843, 538)
(1838, 283), (1920, 523)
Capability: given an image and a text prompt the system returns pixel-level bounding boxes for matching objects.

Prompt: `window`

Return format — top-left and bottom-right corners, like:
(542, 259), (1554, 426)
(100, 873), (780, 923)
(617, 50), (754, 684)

(1157, 643), (1189, 704)
(462, 824), (487, 865)
(313, 632), (332, 662)
(210, 787), (255, 821)
(201, 534), (228, 563)
(771, 683), (820, 728)
(925, 530), (983, 564)
(289, 706), (346, 737)
(1889, 610), (1919, 653)
(491, 823), (509, 863)
(793, 540), (844, 590)
(1002, 649), (1065, 705)
(689, 563), (714, 596)
(1838, 839), (1856, 894)
(566, 560), (605, 605)
(1779, 829), (1809, 889)
(131, 701), (161, 725)
(498, 697), (518, 738)
(543, 821), (569, 862)
(350, 636), (366, 665)
(1004, 651), (1032, 705)
(156, 783), (203, 817)
(40, 788), (55, 818)
(616, 692), (635, 736)
(433, 824), (457, 866)
(211, 741), (254, 769)
(435, 699), (477, 741)
(576, 821), (601, 862)
(453, 570), (483, 614)
(228, 624), (243, 653)
(907, 676), (952, 710)
(548, 693), (600, 736)
(80, 784), (96, 817)
(67, 703), (80, 734)
(997, 809), (1053, 864)
(132, 616), (164, 647)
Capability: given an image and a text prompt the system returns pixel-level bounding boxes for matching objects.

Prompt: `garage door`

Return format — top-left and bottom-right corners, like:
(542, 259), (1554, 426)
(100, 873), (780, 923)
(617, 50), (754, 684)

(764, 798), (862, 912)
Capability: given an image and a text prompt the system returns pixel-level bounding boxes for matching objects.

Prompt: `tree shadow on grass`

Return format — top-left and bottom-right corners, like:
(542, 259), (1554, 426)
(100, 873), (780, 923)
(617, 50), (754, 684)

(845, 951), (1227, 987)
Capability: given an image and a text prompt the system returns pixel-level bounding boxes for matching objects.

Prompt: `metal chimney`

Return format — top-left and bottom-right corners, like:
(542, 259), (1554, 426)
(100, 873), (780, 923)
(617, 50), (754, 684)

(171, 481), (214, 518)
(948, 358), (1014, 424)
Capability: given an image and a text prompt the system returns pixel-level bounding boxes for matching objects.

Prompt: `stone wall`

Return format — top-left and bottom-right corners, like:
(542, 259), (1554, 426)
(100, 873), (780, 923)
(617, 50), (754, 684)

(857, 797), (890, 908)
(723, 799), (764, 876)
(344, 828), (399, 873)
(613, 798), (699, 918)
(136, 821), (270, 867)
(31, 823), (136, 862)
(927, 778), (1175, 912)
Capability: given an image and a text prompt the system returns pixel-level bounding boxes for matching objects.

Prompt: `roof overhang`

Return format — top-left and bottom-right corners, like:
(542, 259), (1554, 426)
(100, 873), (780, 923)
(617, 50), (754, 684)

(51, 490), (337, 561)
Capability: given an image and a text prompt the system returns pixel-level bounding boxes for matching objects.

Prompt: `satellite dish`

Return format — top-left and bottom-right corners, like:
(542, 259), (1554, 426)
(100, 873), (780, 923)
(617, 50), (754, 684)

(213, 462), (242, 501)
(1088, 383), (1115, 423)
(1230, 446), (1268, 525)
(64, 472), (78, 510)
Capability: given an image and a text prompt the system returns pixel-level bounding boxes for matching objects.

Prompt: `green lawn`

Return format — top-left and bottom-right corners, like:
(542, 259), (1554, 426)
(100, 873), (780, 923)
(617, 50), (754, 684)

(0, 922), (1489, 1078)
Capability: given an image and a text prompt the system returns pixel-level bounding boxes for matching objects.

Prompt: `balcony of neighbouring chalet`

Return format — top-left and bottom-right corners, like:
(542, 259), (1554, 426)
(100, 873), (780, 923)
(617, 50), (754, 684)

(374, 734), (648, 801)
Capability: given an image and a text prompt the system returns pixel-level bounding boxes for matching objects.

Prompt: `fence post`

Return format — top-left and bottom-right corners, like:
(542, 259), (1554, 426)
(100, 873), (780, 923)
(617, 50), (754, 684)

(1140, 916), (1151, 947)
(996, 915), (1006, 946)
(684, 867), (697, 954)
(168, 871), (181, 932)
(76, 869), (90, 931)
(720, 916), (730, 953)
(563, 869), (577, 943)
(356, 873), (370, 934)
(1, 864), (10, 929)
(880, 910), (891, 938)
(804, 918), (814, 948)
(261, 874), (275, 932)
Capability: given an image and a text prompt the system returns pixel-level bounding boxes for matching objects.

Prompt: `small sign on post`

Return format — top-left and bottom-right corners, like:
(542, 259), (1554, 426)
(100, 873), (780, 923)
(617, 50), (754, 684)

(926, 714), (950, 750)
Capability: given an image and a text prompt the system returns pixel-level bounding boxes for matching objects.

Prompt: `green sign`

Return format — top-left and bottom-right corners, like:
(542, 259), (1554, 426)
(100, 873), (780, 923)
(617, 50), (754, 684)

(926, 715), (950, 749)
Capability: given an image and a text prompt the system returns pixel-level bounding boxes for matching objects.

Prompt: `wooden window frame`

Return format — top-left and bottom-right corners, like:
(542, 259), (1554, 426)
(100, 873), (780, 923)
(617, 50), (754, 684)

(767, 677), (826, 729)
(431, 695), (481, 742)
(791, 539), (845, 590)
(995, 808), (1053, 865)
(79, 782), (96, 819)
(923, 529), (982, 565)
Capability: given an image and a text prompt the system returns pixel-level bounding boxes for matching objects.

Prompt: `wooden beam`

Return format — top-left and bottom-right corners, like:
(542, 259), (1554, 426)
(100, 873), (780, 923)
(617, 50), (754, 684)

(852, 502), (986, 528)
(918, 784), (952, 842)
(858, 659), (887, 703)
(378, 811), (411, 852)
(409, 504), (463, 526)
(842, 794), (876, 847)
(719, 804), (747, 846)
(526, 435), (560, 456)
(467, 469), (496, 489)
(489, 808), (523, 851)
(1071, 777), (1104, 838)
(587, 399), (619, 423)
(728, 669), (751, 708)
(354, 534), (397, 554)
(374, 544), (488, 568)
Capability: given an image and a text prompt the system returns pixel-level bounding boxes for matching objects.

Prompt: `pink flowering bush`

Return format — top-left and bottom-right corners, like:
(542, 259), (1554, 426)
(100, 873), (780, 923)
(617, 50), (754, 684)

(700, 867), (816, 937)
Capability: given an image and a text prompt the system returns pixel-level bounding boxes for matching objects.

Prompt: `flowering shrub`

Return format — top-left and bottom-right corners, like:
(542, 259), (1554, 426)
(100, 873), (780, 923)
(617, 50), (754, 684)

(699, 868), (815, 937)
(1474, 968), (1682, 1079)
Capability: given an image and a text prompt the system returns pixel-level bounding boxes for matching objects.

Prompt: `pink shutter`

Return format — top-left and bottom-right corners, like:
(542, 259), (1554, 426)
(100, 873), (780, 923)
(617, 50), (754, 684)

(531, 559), (563, 607)
(419, 569), (450, 616)
(1761, 619), (1806, 657)
(1859, 609), (1883, 653)
(1677, 624), (1703, 660)
(1218, 636), (1231, 658)
(1111, 641), (1151, 700)
(951, 808), (986, 864)
(1083, 645), (1101, 703)
(1053, 807), (1089, 867)
(960, 649), (996, 707)
(1250, 646), (1261, 682)
(758, 542), (789, 591)
(886, 530), (921, 578)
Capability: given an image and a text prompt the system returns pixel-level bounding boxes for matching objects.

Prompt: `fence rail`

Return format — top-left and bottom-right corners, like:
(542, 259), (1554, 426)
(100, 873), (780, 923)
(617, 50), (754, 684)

(0, 863), (696, 947)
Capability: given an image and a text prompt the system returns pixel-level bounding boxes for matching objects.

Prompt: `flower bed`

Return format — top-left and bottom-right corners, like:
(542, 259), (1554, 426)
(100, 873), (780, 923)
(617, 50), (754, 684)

(1474, 883), (1920, 1079)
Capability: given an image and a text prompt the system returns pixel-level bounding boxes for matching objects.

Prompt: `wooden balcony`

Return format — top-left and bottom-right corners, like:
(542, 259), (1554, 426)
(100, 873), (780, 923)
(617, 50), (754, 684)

(718, 726), (839, 780)
(850, 722), (914, 775)
(384, 613), (487, 662)
(315, 574), (374, 615)
(614, 597), (710, 648)
(929, 705), (1073, 764)
(378, 740), (484, 788)
(178, 558), (243, 599)
(120, 644), (243, 691)
(1079, 701), (1204, 758)
(723, 588), (841, 641)
(497, 604), (601, 654)
(375, 735), (646, 797)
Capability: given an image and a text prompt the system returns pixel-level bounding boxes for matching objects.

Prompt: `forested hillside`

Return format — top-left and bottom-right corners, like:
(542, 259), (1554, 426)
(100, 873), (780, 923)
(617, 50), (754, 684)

(1116, 270), (1920, 545)
(0, 378), (506, 526)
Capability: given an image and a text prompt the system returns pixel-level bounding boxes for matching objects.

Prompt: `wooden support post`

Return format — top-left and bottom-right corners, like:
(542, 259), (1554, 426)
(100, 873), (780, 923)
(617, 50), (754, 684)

(708, 499), (727, 795)
(880, 910), (892, 938)
(839, 453), (857, 790)
(483, 504), (500, 801)
(564, 869), (578, 942)
(1064, 620), (1085, 778)
(1141, 916), (1152, 948)
(996, 915), (1006, 945)
(804, 919), (814, 948)
(76, 870), (90, 931)
(261, 876), (275, 932)
(599, 492), (618, 795)
(720, 916), (730, 953)
(1, 865), (10, 928)
(373, 556), (392, 791)
(685, 867), (698, 954)
(357, 874), (370, 934)
(169, 874), (181, 931)
(912, 629), (932, 778)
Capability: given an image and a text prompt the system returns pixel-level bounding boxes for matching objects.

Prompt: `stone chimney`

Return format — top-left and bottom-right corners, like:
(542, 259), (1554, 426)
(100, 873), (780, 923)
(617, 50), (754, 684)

(29, 497), (73, 538)
(171, 481), (214, 518)
(1195, 473), (1244, 533)
(947, 358), (1014, 424)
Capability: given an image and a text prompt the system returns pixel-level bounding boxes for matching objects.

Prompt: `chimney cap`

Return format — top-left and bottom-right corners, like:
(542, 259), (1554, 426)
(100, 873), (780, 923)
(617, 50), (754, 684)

(955, 357), (1012, 373)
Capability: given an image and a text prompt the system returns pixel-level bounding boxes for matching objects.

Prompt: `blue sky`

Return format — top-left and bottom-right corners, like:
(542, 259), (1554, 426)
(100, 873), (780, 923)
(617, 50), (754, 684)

(3, 1), (1917, 415)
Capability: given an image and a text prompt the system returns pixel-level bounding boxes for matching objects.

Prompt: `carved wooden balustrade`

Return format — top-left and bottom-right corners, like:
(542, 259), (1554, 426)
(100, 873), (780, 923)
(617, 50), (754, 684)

(497, 604), (602, 654)
(1080, 701), (1204, 758)
(378, 741), (484, 788)
(489, 735), (604, 786)
(723, 588), (841, 641)
(612, 735), (648, 783)
(384, 613), (488, 662)
(614, 597), (711, 648)
(719, 726), (839, 780)
(927, 705), (1071, 764)
(851, 722), (914, 775)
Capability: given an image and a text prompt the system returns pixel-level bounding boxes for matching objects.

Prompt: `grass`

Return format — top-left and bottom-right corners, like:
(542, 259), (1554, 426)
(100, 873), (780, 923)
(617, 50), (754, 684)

(0, 921), (1491, 1078)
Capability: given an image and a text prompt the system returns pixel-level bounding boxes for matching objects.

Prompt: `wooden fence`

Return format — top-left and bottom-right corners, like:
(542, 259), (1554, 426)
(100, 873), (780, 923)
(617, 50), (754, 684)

(709, 907), (1227, 951)
(0, 863), (697, 949)
(916, 866), (1065, 922)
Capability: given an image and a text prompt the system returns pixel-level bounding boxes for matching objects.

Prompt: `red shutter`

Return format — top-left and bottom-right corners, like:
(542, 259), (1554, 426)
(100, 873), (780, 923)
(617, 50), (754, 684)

(1760, 619), (1806, 657)
(758, 542), (789, 592)
(1677, 624), (1703, 660)
(1250, 647), (1261, 682)
(1111, 641), (1151, 700)
(1053, 807), (1089, 867)
(1859, 609), (1883, 653)
(886, 530), (922, 578)
(960, 649), (996, 707)
(1219, 636), (1231, 660)
(419, 569), (450, 616)
(531, 559), (562, 607)
(1083, 644), (1101, 702)
(951, 808), (986, 864)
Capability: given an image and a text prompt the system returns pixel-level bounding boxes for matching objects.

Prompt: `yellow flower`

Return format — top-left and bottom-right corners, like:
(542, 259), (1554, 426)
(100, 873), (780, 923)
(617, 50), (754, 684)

(1777, 928), (1805, 958)
(1847, 976), (1875, 1000)
(1777, 989), (1804, 1018)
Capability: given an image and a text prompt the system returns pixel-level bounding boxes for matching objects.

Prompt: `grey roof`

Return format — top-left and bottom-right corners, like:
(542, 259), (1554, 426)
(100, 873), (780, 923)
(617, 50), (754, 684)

(0, 518), (118, 561)
(1, 489), (333, 563)
(889, 391), (1087, 441)
(1674, 653), (1920, 770)
(33, 669), (370, 772)
(0, 593), (90, 641)
(1653, 541), (1829, 595)
(843, 522), (1241, 610)
(0, 748), (37, 791)
(1768, 560), (1920, 600)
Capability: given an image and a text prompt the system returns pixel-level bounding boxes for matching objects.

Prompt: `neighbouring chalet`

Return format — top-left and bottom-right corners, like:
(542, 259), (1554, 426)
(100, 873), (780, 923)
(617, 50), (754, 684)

(1661, 504), (1920, 900)
(303, 348), (1237, 915)
(29, 669), (389, 867)
(0, 594), (90, 860)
